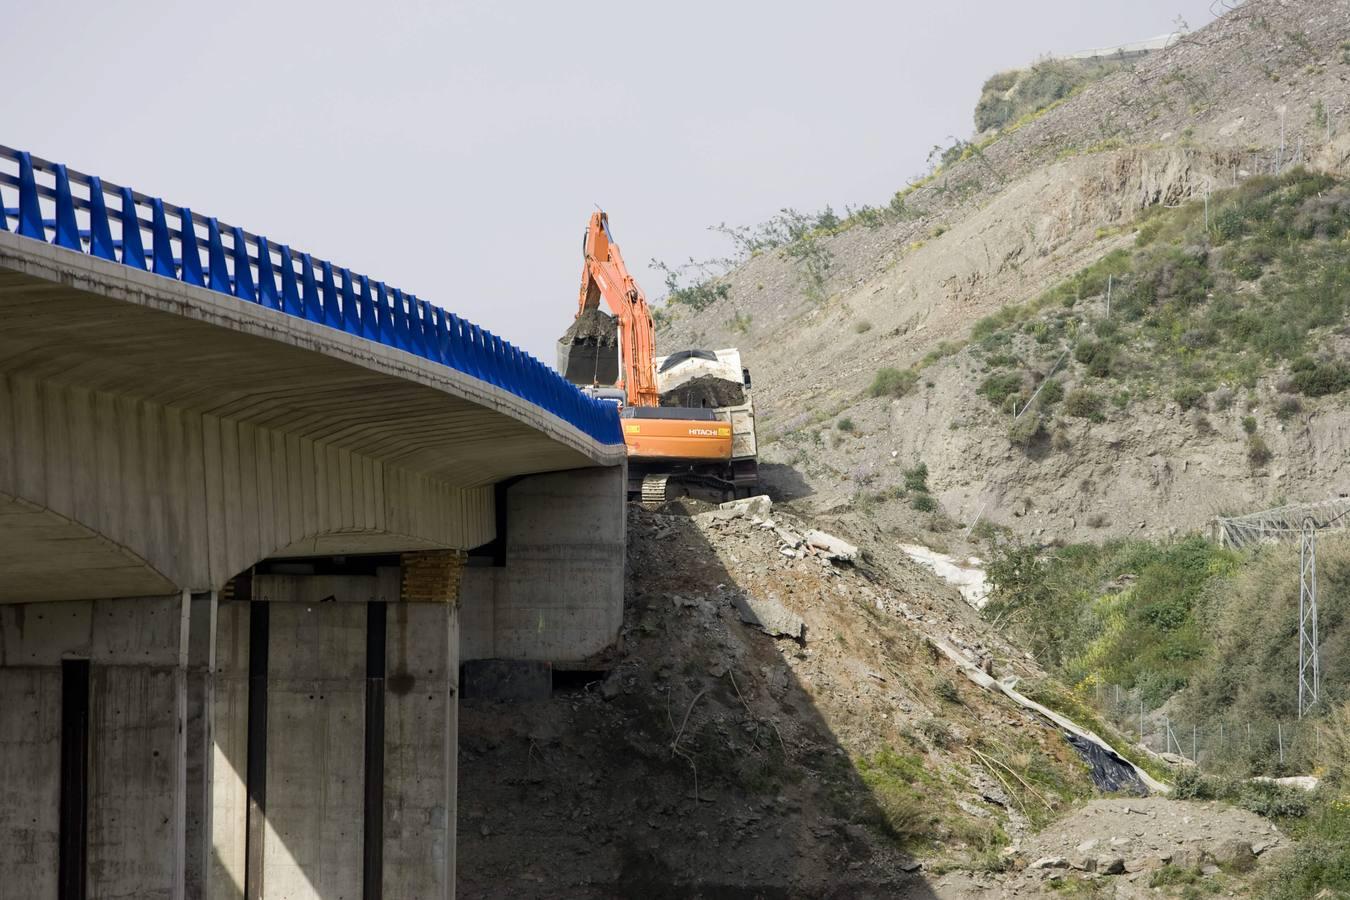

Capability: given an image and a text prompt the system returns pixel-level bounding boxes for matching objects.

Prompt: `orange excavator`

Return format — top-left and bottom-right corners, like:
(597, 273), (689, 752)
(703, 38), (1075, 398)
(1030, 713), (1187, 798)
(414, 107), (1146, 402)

(558, 211), (758, 502)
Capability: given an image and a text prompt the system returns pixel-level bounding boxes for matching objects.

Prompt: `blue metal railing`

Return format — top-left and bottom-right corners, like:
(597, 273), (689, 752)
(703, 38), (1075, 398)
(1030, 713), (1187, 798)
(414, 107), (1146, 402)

(0, 145), (623, 446)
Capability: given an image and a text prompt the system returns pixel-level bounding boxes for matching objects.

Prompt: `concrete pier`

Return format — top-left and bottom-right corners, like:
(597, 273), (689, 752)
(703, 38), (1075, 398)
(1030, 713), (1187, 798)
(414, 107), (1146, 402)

(0, 595), (190, 900)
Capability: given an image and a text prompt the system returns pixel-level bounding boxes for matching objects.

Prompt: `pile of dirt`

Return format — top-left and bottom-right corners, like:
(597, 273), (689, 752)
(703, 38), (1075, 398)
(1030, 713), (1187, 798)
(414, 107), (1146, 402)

(458, 499), (1168, 897)
(560, 307), (618, 346)
(558, 308), (620, 384)
(659, 374), (745, 409)
(936, 797), (1286, 898)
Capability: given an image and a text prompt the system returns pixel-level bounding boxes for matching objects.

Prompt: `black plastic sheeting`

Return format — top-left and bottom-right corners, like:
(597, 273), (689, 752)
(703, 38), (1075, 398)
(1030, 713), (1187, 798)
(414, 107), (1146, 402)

(1064, 733), (1148, 796)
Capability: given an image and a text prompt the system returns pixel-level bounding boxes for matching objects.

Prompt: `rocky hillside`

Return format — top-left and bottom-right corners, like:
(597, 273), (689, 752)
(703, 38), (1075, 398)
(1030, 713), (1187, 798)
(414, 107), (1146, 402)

(457, 498), (1291, 898)
(657, 0), (1350, 543)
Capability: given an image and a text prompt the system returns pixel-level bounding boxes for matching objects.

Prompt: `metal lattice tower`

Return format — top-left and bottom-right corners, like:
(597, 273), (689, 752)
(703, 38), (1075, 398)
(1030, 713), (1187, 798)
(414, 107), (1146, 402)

(1298, 517), (1321, 718)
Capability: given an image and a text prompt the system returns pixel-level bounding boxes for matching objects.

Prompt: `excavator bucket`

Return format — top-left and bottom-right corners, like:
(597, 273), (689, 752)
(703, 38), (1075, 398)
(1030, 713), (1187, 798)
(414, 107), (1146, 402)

(557, 307), (620, 385)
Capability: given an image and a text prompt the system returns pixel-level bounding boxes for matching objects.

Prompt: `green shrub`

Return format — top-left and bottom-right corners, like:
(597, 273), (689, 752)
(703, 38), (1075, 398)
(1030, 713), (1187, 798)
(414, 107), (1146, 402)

(837, 417), (855, 432)
(1062, 388), (1104, 421)
(1037, 379), (1064, 406)
(903, 462), (930, 493)
(920, 340), (963, 367)
(1275, 395), (1302, 420)
(1291, 359), (1350, 396)
(983, 536), (1237, 701)
(1008, 413), (1046, 448)
(1235, 781), (1311, 819)
(1241, 415), (1258, 435)
(854, 320), (873, 334)
(869, 367), (919, 398)
(1073, 341), (1115, 378)
(1247, 434), (1273, 466)
(1173, 384), (1206, 411)
(911, 492), (938, 513)
(667, 279), (729, 311)
(973, 59), (1117, 133)
(979, 372), (1026, 410)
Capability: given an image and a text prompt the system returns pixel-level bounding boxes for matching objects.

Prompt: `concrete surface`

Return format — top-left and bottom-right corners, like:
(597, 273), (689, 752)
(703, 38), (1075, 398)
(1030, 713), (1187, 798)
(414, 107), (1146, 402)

(262, 601), (367, 899)
(0, 229), (630, 899)
(0, 666), (61, 899)
(0, 594), (189, 900)
(383, 602), (458, 900)
(461, 465), (626, 663)
(0, 229), (623, 601)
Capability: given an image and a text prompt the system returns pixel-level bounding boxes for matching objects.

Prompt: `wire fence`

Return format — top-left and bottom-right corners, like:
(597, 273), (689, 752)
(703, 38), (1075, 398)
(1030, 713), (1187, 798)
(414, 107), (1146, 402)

(1085, 682), (1324, 776)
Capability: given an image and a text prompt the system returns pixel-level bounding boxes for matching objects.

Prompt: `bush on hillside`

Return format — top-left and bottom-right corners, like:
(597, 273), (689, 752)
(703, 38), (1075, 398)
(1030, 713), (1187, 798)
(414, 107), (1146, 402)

(1062, 388), (1105, 422)
(869, 367), (918, 398)
(973, 59), (1119, 133)
(1073, 341), (1115, 378)
(1291, 357), (1350, 397)
(1247, 434), (1273, 466)
(969, 169), (1350, 417)
(979, 372), (1026, 410)
(1008, 413), (1046, 449)
(984, 537), (1238, 703)
(1173, 383), (1206, 411)
(911, 492), (938, 513)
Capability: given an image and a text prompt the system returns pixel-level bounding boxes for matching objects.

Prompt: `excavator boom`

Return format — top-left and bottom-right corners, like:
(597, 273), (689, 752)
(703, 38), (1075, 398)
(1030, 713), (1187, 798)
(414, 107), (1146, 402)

(576, 212), (660, 407)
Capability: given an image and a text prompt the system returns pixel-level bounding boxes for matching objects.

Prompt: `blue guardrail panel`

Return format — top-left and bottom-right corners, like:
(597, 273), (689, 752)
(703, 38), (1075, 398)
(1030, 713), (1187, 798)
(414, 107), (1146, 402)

(0, 146), (623, 445)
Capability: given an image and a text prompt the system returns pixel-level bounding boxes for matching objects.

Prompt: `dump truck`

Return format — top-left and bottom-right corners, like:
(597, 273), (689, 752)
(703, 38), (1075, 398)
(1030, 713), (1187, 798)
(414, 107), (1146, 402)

(557, 211), (758, 503)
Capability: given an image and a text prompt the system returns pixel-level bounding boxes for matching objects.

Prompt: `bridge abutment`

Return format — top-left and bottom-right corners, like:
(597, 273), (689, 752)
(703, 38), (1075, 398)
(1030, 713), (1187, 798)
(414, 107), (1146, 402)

(461, 465), (626, 665)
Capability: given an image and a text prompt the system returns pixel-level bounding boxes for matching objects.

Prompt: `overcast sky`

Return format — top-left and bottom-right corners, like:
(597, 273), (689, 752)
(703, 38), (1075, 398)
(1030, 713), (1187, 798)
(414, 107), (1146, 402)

(9, 0), (1228, 359)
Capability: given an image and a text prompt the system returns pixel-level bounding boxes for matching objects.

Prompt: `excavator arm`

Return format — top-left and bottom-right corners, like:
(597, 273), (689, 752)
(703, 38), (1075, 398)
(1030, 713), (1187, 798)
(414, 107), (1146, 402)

(576, 211), (661, 407)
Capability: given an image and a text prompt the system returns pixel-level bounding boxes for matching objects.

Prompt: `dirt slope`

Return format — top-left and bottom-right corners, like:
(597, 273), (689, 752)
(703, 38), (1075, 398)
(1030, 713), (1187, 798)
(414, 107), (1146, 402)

(656, 0), (1350, 542)
(457, 499), (1290, 897)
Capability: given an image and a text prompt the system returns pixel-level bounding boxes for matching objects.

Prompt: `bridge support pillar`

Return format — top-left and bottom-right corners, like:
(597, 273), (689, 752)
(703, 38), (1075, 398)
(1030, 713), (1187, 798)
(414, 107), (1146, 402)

(0, 593), (192, 900)
(207, 559), (461, 900)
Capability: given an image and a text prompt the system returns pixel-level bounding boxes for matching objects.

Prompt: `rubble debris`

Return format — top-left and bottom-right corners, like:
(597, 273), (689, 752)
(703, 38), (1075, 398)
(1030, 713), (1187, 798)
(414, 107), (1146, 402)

(731, 593), (805, 642)
(718, 494), (772, 519)
(804, 529), (859, 562)
(559, 307), (618, 345)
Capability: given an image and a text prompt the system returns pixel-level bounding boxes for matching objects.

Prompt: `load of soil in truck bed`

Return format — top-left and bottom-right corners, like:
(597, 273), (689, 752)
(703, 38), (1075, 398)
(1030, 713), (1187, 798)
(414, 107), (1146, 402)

(659, 374), (745, 409)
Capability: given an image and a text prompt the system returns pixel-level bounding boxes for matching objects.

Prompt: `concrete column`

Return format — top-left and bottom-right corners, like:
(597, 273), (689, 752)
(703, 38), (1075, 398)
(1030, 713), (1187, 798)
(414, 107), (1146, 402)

(262, 600), (367, 899)
(186, 593), (218, 900)
(0, 604), (65, 899)
(208, 600), (249, 900)
(87, 593), (191, 900)
(0, 595), (191, 900)
(383, 600), (459, 900)
(204, 562), (464, 900)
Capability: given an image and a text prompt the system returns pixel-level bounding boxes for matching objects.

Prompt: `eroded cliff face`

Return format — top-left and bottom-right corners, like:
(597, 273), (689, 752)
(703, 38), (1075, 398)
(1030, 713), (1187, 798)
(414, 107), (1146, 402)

(656, 0), (1350, 543)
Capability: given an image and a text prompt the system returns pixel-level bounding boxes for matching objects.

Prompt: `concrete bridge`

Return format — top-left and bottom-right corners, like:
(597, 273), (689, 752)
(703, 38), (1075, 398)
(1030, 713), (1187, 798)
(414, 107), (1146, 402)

(0, 148), (627, 899)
